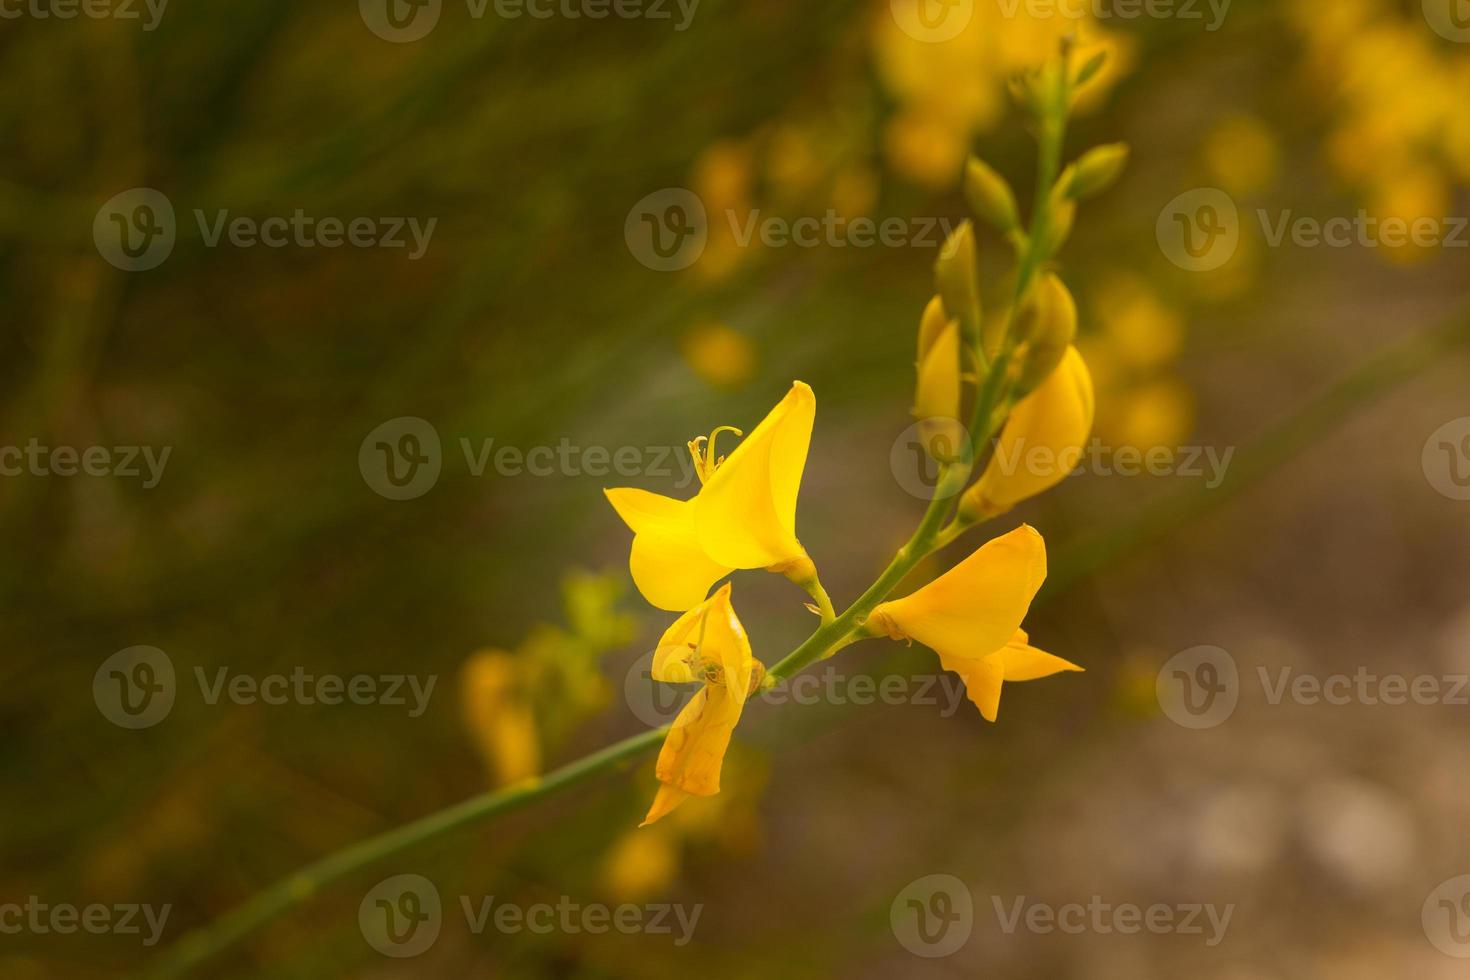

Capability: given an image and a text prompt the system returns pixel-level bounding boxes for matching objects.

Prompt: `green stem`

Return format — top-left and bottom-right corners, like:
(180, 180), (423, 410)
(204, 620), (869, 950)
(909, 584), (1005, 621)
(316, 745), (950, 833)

(800, 575), (838, 626)
(136, 728), (665, 980)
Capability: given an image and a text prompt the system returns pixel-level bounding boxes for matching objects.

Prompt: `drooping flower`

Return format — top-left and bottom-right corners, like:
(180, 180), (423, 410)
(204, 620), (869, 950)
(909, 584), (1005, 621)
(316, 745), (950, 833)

(606, 381), (816, 611)
(961, 346), (1094, 520)
(866, 525), (1081, 721)
(641, 584), (763, 826)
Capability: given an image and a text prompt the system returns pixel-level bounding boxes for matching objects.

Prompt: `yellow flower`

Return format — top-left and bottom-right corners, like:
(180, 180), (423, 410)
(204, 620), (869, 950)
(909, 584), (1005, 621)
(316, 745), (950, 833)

(867, 525), (1081, 721)
(914, 295), (963, 458)
(606, 382), (816, 611)
(963, 346), (1094, 519)
(602, 829), (680, 901)
(461, 651), (541, 786)
(1202, 113), (1280, 198)
(642, 584), (764, 825)
(680, 321), (757, 391)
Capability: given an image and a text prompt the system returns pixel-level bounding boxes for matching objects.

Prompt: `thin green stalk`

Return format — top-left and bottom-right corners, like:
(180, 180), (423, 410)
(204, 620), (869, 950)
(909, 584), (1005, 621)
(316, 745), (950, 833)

(138, 728), (665, 980)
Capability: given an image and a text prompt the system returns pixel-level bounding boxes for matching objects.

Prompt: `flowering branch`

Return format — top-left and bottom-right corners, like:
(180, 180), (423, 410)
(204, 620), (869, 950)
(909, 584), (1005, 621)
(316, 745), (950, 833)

(140, 40), (1122, 979)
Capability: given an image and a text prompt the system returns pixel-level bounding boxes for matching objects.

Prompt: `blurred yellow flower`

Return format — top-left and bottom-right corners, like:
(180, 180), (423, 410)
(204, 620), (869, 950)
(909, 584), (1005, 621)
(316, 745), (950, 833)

(1202, 114), (1280, 198)
(681, 321), (757, 391)
(1094, 274), (1185, 372)
(1368, 163), (1450, 265)
(765, 124), (824, 201)
(692, 139), (754, 282)
(884, 109), (974, 191)
(606, 382), (816, 611)
(871, 7), (1132, 188)
(603, 827), (680, 900)
(462, 650), (541, 787)
(868, 525), (1081, 721)
(643, 584), (763, 825)
(1114, 377), (1195, 452)
(831, 166), (879, 219)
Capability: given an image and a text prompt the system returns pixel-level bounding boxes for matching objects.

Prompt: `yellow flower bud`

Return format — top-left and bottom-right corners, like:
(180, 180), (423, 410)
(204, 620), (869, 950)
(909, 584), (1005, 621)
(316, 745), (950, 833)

(963, 346), (1095, 520)
(914, 296), (964, 461)
(964, 157), (1020, 232)
(935, 221), (981, 349)
(1067, 143), (1129, 199)
(1013, 273), (1077, 396)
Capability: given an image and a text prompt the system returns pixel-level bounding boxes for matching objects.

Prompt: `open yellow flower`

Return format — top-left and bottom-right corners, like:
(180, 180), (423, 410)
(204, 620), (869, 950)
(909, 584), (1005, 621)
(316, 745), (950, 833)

(867, 525), (1081, 721)
(642, 584), (763, 826)
(606, 381), (816, 611)
(962, 345), (1094, 520)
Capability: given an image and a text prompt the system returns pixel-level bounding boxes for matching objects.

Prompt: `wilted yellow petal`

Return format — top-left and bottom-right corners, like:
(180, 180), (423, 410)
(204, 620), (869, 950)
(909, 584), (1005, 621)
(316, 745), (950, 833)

(870, 524), (1047, 663)
(695, 381), (815, 570)
(650, 583), (753, 700)
(967, 346), (1094, 517)
(605, 488), (732, 612)
(642, 683), (745, 826)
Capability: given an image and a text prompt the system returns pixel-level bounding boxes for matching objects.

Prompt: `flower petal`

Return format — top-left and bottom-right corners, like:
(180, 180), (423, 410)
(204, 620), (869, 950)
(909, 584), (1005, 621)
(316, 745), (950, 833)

(605, 488), (732, 612)
(649, 583), (753, 695)
(969, 346), (1095, 514)
(695, 381), (815, 569)
(999, 630), (1084, 682)
(640, 784), (691, 827)
(872, 524), (1047, 663)
(649, 683), (744, 804)
(939, 651), (1005, 722)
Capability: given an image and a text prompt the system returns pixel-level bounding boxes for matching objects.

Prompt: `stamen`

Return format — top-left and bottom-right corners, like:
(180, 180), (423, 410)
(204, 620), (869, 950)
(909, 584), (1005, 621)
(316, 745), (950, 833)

(687, 425), (744, 484)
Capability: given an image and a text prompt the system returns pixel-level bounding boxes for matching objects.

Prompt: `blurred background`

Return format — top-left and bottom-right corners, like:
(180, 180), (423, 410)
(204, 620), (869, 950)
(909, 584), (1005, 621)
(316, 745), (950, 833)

(4, 0), (1470, 976)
